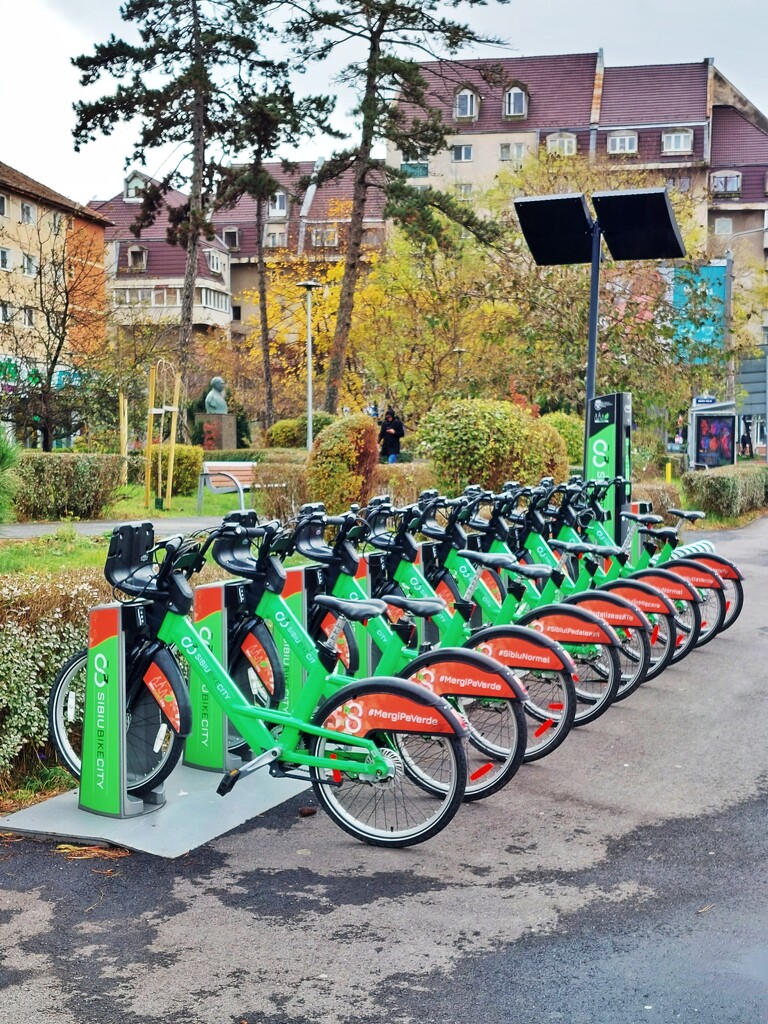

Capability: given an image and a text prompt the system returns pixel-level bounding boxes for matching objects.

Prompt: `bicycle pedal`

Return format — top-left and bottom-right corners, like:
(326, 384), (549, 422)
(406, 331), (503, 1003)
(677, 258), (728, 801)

(217, 768), (240, 796)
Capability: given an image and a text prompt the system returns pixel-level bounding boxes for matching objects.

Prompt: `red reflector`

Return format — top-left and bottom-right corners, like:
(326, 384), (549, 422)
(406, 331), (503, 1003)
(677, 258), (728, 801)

(470, 762), (494, 781)
(676, 635), (684, 648)
(725, 600), (731, 612)
(534, 719), (555, 737)
(548, 703), (564, 711)
(330, 752), (341, 784)
(572, 674), (580, 682)
(624, 628), (633, 640)
(651, 624), (660, 645)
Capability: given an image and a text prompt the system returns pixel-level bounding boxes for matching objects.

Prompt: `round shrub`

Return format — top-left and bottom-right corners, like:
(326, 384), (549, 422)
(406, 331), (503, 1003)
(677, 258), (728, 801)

(419, 399), (568, 494)
(541, 411), (584, 465)
(267, 418), (301, 448)
(306, 414), (379, 512)
(148, 444), (204, 496)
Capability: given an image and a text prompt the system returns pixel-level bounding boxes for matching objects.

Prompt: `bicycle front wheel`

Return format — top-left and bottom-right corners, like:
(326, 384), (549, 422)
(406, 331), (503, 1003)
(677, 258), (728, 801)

(48, 645), (189, 796)
(308, 680), (466, 847)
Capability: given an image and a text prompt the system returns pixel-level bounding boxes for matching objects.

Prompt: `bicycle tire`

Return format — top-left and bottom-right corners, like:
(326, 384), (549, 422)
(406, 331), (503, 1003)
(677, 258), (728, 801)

(663, 559), (726, 648)
(398, 647), (527, 801)
(569, 642), (622, 727)
(681, 554), (743, 631)
(308, 679), (466, 847)
(48, 645), (190, 796)
(629, 569), (702, 664)
(228, 619), (286, 756)
(463, 627), (576, 763)
(613, 625), (652, 702)
(598, 579), (677, 682)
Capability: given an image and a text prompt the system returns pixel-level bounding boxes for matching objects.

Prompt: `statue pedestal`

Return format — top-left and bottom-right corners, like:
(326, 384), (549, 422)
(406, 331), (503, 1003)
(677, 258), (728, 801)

(196, 413), (237, 451)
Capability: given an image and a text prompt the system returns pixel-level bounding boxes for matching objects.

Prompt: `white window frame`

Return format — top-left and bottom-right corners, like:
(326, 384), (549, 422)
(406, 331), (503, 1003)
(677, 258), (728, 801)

(0, 194), (7, 218)
(311, 227), (339, 248)
(452, 144), (473, 163)
(455, 89), (477, 119)
(206, 249), (222, 273)
(456, 184), (473, 202)
(20, 202), (35, 225)
(199, 287), (230, 313)
(546, 133), (577, 156)
(504, 87), (527, 117)
(22, 307), (34, 328)
(0, 302), (11, 323)
(714, 217), (733, 236)
(710, 171), (742, 195)
(127, 246), (147, 271)
(268, 191), (287, 218)
(662, 128), (693, 154)
(265, 231), (286, 249)
(22, 253), (38, 277)
(222, 228), (240, 250)
(500, 142), (525, 168)
(607, 132), (638, 155)
(124, 175), (145, 201)
(0, 248), (11, 271)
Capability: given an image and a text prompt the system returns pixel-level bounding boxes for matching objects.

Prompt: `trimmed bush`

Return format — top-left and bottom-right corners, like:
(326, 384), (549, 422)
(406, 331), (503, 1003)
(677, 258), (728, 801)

(259, 448), (308, 465)
(267, 412), (336, 448)
(631, 481), (683, 525)
(148, 444), (204, 496)
(15, 452), (123, 521)
(203, 449), (266, 463)
(0, 569), (109, 776)
(419, 399), (569, 494)
(681, 463), (768, 518)
(373, 462), (438, 506)
(541, 412), (584, 465)
(307, 414), (379, 513)
(252, 463), (308, 520)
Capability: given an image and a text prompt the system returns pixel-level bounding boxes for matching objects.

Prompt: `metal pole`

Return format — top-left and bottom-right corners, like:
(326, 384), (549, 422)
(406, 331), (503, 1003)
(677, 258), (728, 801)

(306, 287), (313, 451)
(764, 345), (768, 464)
(724, 249), (735, 401)
(585, 220), (602, 405)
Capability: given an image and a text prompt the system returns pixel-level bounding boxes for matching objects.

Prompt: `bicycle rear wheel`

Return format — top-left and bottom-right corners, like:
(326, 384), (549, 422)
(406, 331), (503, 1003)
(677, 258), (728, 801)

(613, 626), (651, 702)
(48, 645), (190, 796)
(569, 643), (621, 727)
(308, 680), (466, 847)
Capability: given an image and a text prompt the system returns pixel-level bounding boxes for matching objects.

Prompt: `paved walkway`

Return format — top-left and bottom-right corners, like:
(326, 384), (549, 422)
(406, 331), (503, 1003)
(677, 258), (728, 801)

(0, 515), (225, 539)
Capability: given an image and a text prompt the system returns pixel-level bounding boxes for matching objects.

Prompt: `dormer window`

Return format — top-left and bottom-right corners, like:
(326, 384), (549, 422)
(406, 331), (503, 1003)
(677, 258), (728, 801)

(222, 228), (240, 250)
(206, 249), (222, 273)
(607, 131), (638, 155)
(504, 87), (528, 118)
(455, 88), (477, 120)
(662, 128), (693, 154)
(127, 245), (147, 271)
(546, 132), (577, 156)
(124, 174), (146, 201)
(269, 191), (287, 218)
(710, 171), (741, 196)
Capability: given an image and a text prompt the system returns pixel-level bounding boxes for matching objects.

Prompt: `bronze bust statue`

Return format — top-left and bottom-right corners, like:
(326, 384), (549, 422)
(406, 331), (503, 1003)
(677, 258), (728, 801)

(204, 376), (228, 414)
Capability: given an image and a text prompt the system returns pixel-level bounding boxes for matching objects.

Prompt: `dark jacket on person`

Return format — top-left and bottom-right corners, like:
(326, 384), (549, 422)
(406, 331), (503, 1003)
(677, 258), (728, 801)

(378, 411), (405, 456)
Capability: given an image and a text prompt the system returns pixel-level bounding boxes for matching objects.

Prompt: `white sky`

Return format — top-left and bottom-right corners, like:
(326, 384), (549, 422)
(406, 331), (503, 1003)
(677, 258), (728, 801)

(5, 0), (768, 205)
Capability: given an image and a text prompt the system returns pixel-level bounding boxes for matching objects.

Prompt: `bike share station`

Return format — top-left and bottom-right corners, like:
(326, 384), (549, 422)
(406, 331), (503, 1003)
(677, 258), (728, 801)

(514, 187), (687, 550)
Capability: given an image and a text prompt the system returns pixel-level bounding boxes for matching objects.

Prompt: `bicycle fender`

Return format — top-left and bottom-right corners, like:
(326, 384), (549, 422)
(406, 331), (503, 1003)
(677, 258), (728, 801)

(516, 603), (620, 647)
(467, 624), (576, 675)
(314, 677), (468, 737)
(630, 568), (701, 604)
(399, 647), (528, 701)
(661, 558), (724, 590)
(140, 644), (192, 737)
(562, 591), (651, 632)
(685, 553), (743, 582)
(598, 579), (676, 617)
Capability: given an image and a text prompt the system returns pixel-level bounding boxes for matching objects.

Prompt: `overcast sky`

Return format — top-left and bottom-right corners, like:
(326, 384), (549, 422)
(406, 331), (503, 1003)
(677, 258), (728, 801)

(5, 0), (768, 205)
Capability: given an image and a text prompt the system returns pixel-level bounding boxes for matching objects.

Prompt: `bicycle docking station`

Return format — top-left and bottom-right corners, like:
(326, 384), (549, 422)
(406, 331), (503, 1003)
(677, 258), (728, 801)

(79, 602), (166, 819)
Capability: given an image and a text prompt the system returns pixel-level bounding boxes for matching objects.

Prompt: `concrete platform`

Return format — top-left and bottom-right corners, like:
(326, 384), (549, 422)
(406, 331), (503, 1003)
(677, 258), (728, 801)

(0, 764), (309, 858)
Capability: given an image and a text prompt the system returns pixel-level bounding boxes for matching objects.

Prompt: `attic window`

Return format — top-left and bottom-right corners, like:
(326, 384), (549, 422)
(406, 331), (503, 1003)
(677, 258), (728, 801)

(222, 228), (240, 250)
(455, 88), (477, 119)
(504, 87), (528, 118)
(710, 171), (741, 196)
(269, 191), (287, 218)
(546, 132), (577, 156)
(206, 249), (222, 273)
(607, 131), (638, 155)
(124, 175), (145, 201)
(127, 245), (147, 271)
(662, 129), (693, 154)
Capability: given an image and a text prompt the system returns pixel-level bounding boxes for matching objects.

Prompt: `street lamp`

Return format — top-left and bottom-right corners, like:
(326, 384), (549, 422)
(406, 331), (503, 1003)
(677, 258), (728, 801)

(298, 280), (322, 450)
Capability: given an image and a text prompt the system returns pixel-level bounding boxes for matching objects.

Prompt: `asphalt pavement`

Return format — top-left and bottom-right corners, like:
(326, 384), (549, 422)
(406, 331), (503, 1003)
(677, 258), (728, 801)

(0, 516), (766, 1024)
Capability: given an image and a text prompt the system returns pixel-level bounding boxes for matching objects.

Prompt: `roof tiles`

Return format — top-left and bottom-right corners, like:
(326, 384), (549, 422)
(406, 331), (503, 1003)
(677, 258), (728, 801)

(599, 62), (709, 126)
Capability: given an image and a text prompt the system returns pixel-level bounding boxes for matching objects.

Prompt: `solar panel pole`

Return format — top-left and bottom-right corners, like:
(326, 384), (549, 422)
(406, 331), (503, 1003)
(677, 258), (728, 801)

(585, 220), (603, 405)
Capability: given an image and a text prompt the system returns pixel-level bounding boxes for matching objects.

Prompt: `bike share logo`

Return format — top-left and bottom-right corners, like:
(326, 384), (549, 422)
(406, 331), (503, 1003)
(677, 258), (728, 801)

(92, 651), (110, 790)
(592, 398), (613, 426)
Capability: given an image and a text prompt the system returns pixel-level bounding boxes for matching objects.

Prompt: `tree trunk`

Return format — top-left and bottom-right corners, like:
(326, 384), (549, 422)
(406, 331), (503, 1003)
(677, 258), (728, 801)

(254, 196), (275, 428)
(178, 0), (205, 427)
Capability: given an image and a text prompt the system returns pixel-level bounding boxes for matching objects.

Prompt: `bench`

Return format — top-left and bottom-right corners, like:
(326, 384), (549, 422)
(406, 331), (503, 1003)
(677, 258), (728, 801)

(196, 461), (257, 512)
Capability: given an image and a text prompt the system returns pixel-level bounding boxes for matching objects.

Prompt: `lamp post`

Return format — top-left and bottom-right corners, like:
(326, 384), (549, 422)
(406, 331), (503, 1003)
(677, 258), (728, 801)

(298, 279), (322, 450)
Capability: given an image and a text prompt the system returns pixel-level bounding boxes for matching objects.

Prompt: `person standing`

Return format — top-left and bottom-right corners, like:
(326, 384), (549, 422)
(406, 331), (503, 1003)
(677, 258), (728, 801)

(378, 407), (405, 463)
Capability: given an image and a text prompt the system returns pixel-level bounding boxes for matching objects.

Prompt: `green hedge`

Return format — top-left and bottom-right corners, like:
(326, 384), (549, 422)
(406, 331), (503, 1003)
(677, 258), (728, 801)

(148, 444), (204, 496)
(681, 464), (768, 517)
(15, 452), (123, 521)
(0, 569), (109, 776)
(267, 413), (336, 448)
(252, 463), (308, 520)
(631, 481), (683, 525)
(373, 462), (437, 505)
(307, 414), (379, 513)
(203, 449), (267, 463)
(541, 412), (584, 465)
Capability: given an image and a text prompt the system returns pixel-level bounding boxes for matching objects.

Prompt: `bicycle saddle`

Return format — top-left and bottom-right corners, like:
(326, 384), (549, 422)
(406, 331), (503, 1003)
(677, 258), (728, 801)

(313, 594), (387, 623)
(456, 548), (552, 580)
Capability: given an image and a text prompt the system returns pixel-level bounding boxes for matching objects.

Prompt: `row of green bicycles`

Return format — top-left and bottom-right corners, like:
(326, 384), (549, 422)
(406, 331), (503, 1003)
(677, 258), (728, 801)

(47, 475), (743, 848)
